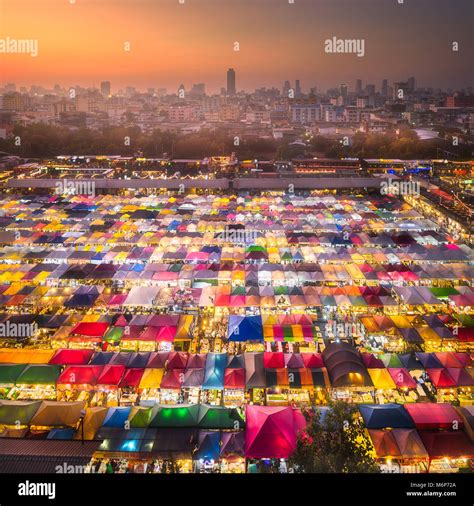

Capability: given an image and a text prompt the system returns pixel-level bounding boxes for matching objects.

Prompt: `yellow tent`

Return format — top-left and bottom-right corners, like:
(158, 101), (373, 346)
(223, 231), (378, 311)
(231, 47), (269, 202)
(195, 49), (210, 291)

(368, 368), (397, 390)
(139, 368), (164, 389)
(0, 349), (56, 364)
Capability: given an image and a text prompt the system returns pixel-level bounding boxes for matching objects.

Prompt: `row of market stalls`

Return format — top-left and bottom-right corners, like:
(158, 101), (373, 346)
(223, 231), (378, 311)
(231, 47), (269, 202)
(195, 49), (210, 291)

(1, 399), (473, 473)
(1, 345), (471, 407)
(0, 256), (472, 287)
(360, 403), (474, 472)
(1, 242), (472, 266)
(0, 194), (449, 240)
(359, 312), (474, 353)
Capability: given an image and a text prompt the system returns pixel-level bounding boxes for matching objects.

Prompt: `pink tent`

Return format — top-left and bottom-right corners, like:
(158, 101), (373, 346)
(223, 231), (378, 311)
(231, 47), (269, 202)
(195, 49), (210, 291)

(245, 405), (306, 458)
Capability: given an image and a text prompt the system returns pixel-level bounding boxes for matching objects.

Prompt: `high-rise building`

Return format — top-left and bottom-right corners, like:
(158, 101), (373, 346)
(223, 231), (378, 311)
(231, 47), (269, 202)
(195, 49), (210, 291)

(227, 68), (236, 96)
(100, 81), (111, 97)
(393, 81), (409, 100)
(365, 84), (375, 95)
(355, 79), (362, 94)
(340, 84), (348, 97)
(282, 80), (291, 97)
(381, 79), (388, 97)
(295, 79), (302, 97)
(190, 83), (206, 97)
(408, 76), (416, 92)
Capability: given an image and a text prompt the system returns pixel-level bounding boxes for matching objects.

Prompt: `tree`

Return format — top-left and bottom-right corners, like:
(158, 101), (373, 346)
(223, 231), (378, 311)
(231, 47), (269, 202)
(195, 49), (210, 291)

(288, 401), (380, 473)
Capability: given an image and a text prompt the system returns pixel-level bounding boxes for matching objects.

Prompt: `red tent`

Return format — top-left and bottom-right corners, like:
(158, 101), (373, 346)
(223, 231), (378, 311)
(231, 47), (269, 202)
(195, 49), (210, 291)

(157, 326), (177, 342)
(49, 349), (94, 365)
(120, 325), (145, 340)
(119, 368), (144, 388)
(405, 403), (463, 430)
(434, 352), (463, 368)
(97, 365), (126, 386)
(264, 352), (285, 369)
(160, 369), (184, 389)
(301, 353), (324, 369)
(426, 368), (457, 388)
(57, 365), (103, 386)
(453, 353), (471, 367)
(147, 352), (169, 368)
(419, 431), (474, 459)
(224, 368), (245, 389)
(387, 368), (417, 389)
(245, 405), (306, 458)
(138, 326), (160, 341)
(457, 328), (474, 342)
(71, 322), (110, 337)
(167, 352), (188, 369)
(361, 353), (385, 369)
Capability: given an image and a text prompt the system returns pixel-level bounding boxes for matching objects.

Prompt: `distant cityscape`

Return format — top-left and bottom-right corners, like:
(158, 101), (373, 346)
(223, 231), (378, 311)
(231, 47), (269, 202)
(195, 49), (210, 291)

(1, 69), (473, 151)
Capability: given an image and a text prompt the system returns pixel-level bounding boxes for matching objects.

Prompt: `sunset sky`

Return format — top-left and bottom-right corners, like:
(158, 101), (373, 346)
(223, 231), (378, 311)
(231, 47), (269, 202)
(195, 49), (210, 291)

(0, 0), (472, 93)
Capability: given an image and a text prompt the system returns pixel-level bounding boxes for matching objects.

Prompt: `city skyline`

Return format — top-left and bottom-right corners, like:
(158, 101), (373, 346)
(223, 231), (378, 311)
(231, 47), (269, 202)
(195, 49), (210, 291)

(2, 73), (470, 97)
(1, 0), (472, 92)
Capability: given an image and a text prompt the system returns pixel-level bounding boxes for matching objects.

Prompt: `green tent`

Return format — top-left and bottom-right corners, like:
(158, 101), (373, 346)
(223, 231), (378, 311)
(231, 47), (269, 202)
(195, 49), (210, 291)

(350, 296), (368, 307)
(245, 245), (266, 253)
(274, 286), (289, 296)
(103, 327), (123, 344)
(0, 364), (26, 385)
(149, 404), (200, 428)
(16, 364), (61, 385)
(454, 314), (474, 327)
(429, 287), (459, 299)
(198, 404), (245, 430)
(129, 406), (153, 428)
(0, 400), (42, 425)
(231, 286), (246, 296)
(380, 353), (404, 369)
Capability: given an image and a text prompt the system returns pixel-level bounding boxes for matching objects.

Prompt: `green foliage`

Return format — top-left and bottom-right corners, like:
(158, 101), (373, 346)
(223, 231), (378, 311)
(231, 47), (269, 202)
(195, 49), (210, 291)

(0, 125), (470, 160)
(288, 401), (380, 473)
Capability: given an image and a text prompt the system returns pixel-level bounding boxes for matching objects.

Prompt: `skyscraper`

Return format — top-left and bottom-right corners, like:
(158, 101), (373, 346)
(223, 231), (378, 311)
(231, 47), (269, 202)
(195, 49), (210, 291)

(340, 84), (348, 98)
(282, 80), (291, 97)
(408, 76), (416, 93)
(295, 79), (302, 98)
(355, 79), (362, 94)
(381, 79), (388, 97)
(227, 68), (236, 96)
(100, 81), (111, 97)
(365, 84), (375, 95)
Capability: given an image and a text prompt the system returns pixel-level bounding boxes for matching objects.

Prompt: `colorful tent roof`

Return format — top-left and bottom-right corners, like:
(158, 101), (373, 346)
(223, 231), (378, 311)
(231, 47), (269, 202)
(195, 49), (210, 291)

(359, 404), (415, 429)
(245, 405), (306, 459)
(404, 403), (463, 430)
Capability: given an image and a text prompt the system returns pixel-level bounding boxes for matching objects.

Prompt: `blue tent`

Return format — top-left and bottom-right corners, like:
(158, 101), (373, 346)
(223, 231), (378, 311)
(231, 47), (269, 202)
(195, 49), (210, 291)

(90, 352), (114, 366)
(202, 353), (226, 389)
(102, 407), (132, 428)
(228, 315), (263, 342)
(47, 428), (75, 440)
(359, 403), (415, 429)
(128, 352), (151, 369)
(195, 431), (221, 460)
